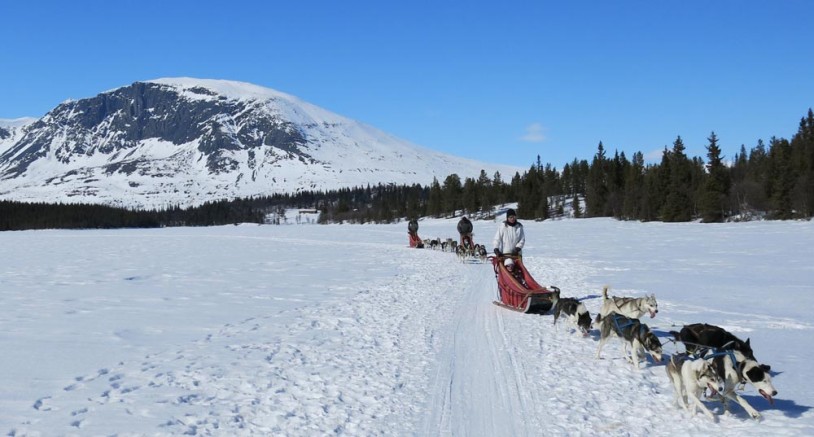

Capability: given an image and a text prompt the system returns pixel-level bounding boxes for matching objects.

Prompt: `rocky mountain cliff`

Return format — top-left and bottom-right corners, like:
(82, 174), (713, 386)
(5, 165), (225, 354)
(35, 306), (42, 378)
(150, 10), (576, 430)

(0, 78), (519, 209)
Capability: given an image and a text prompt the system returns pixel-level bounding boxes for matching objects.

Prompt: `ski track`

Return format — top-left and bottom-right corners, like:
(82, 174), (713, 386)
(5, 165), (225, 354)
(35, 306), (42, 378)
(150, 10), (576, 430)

(8, 236), (811, 436)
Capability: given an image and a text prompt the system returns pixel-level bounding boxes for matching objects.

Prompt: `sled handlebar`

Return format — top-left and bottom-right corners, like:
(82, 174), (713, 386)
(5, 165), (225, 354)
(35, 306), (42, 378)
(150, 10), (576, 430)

(488, 254), (522, 260)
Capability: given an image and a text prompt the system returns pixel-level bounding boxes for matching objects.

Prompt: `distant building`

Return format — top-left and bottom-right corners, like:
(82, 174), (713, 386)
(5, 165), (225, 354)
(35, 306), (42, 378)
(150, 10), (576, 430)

(264, 208), (321, 225)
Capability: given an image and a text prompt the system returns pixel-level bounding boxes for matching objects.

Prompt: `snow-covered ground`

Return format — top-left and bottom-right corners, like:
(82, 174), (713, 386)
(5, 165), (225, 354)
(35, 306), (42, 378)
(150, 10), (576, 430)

(1, 218), (812, 436)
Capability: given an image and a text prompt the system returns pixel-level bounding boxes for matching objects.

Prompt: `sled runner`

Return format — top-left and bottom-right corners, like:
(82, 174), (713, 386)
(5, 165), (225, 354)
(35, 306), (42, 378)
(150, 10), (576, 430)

(490, 255), (557, 314)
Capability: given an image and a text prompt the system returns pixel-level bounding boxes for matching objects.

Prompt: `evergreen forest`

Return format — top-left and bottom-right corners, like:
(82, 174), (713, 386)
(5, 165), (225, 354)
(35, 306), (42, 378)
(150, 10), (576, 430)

(2, 109), (813, 231)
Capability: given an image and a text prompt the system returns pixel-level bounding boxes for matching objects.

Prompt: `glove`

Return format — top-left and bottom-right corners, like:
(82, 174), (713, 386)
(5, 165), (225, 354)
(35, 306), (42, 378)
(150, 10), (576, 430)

(493, 248), (502, 256)
(511, 248), (520, 256)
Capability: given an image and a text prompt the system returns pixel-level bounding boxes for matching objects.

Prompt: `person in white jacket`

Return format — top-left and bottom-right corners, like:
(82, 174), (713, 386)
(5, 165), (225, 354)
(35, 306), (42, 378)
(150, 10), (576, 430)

(493, 208), (525, 258)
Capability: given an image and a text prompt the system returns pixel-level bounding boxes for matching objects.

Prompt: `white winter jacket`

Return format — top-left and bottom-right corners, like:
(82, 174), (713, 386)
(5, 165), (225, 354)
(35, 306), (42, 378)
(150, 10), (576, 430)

(492, 221), (525, 254)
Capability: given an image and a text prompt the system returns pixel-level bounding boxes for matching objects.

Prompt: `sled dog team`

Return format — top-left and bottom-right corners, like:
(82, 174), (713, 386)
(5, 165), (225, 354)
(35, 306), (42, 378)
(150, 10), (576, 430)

(552, 286), (777, 421)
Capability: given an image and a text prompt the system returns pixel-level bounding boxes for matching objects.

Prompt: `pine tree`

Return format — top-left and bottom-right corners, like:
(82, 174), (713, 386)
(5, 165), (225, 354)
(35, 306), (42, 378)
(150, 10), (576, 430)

(516, 165), (539, 219)
(427, 177), (443, 218)
(441, 174), (463, 217)
(586, 142), (608, 217)
(534, 196), (549, 220)
(790, 109), (814, 217)
(768, 137), (795, 219)
(622, 151), (645, 220)
(641, 148), (670, 221)
(662, 136), (694, 221)
(461, 177), (478, 216)
(607, 150), (628, 218)
(572, 192), (582, 218)
(477, 170), (494, 216)
(699, 131), (731, 222)
(491, 171), (506, 208)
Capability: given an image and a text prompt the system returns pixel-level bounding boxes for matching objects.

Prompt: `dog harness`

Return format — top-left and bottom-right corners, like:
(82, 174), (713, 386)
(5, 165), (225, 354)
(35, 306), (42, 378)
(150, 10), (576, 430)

(682, 343), (747, 385)
(610, 313), (646, 339)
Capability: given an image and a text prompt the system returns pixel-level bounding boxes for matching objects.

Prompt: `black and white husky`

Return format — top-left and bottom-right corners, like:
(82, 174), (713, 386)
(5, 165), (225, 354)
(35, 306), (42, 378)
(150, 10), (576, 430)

(474, 244), (488, 259)
(671, 323), (764, 365)
(666, 353), (725, 420)
(596, 312), (663, 369)
(455, 244), (467, 261)
(551, 290), (592, 335)
(714, 350), (777, 419)
(671, 324), (777, 419)
(595, 286), (658, 323)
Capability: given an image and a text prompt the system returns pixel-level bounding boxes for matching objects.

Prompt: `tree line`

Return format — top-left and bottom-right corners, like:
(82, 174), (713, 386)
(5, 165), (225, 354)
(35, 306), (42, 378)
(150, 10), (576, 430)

(1, 108), (812, 231)
(320, 107), (814, 224)
(562, 107), (814, 222)
(0, 199), (265, 231)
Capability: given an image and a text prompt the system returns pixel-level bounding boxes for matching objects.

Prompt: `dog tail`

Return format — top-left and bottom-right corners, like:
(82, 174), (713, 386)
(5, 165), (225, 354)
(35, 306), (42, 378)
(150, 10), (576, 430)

(595, 285), (610, 324)
(669, 330), (681, 342)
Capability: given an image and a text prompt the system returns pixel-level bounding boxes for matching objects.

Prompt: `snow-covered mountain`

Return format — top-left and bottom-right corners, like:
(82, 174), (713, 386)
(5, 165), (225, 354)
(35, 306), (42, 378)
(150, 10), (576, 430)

(0, 117), (36, 145)
(0, 78), (521, 210)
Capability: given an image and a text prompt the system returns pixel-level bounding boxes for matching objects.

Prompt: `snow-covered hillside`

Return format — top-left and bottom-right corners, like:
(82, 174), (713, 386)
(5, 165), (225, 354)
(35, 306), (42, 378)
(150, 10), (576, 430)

(2, 218), (812, 435)
(0, 118), (36, 153)
(0, 79), (521, 209)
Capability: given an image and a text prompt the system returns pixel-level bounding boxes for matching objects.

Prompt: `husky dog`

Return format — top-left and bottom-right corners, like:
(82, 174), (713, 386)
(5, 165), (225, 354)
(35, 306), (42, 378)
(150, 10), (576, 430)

(671, 324), (776, 419)
(551, 289), (592, 335)
(443, 238), (456, 252)
(595, 286), (658, 323)
(667, 353), (725, 420)
(711, 349), (776, 419)
(596, 313), (663, 369)
(474, 244), (488, 259)
(671, 323), (767, 367)
(455, 244), (467, 261)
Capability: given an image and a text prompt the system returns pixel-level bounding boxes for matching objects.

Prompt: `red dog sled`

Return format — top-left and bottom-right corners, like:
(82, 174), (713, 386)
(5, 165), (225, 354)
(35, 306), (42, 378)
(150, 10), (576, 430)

(407, 219), (424, 248)
(408, 232), (424, 248)
(490, 255), (557, 313)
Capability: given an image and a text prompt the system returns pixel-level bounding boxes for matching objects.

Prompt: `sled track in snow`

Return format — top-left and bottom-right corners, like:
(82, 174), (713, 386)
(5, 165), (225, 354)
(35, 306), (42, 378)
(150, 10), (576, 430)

(420, 256), (747, 436)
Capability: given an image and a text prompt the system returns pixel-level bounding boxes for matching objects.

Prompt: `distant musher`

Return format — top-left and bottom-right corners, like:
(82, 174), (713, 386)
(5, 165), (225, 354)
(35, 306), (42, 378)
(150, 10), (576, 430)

(408, 219), (424, 248)
(457, 216), (473, 249)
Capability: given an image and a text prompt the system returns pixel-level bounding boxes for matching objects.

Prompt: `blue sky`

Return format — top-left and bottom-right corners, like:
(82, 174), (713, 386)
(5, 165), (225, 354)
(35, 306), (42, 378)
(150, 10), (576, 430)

(2, 1), (812, 168)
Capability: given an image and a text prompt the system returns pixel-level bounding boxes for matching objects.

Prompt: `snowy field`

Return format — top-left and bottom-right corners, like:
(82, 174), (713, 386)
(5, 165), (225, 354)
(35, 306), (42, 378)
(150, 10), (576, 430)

(1, 217), (813, 436)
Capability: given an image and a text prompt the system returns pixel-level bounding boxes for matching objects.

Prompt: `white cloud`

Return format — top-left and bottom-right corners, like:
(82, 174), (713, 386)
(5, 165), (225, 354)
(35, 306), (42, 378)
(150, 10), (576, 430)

(644, 147), (667, 163)
(520, 122), (546, 143)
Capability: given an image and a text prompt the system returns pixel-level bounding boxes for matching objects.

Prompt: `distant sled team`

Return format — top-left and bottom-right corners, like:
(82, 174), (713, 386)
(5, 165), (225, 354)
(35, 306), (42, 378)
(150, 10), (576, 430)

(406, 217), (490, 264)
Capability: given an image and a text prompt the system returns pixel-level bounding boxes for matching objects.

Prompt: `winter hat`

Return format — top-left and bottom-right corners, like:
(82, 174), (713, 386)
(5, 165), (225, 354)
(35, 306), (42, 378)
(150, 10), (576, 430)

(506, 208), (516, 218)
(504, 258), (515, 268)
